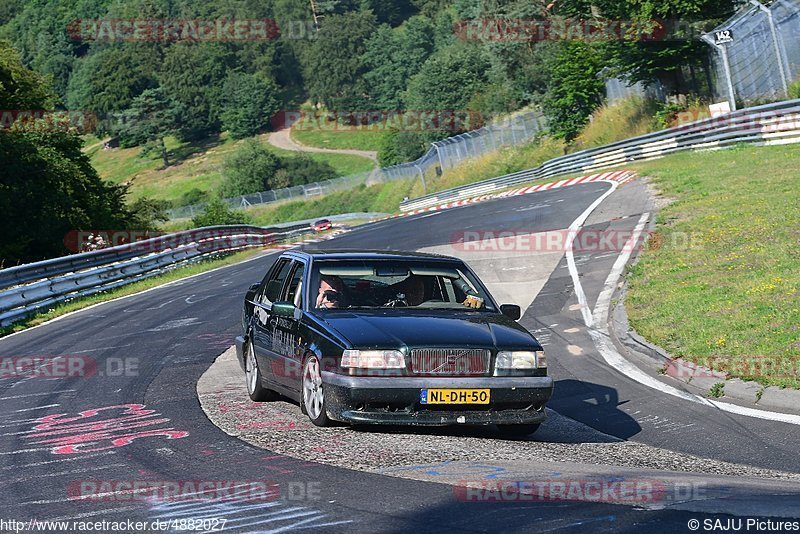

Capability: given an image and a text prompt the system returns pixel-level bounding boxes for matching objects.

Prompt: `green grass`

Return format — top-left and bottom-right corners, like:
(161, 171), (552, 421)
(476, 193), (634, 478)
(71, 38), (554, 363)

(708, 382), (726, 398)
(626, 143), (800, 389)
(409, 97), (663, 196)
(246, 180), (419, 226)
(258, 133), (375, 174)
(291, 128), (383, 152)
(157, 97), (710, 230)
(87, 133), (375, 206)
(0, 248), (264, 337)
(571, 97), (661, 150)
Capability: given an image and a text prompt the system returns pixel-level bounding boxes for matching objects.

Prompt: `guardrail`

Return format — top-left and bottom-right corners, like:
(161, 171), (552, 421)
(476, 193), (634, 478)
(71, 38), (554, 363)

(0, 224), (312, 327)
(399, 99), (800, 211)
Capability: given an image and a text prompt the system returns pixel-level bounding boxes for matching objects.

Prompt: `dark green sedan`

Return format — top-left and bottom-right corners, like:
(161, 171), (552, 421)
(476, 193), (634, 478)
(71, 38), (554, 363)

(235, 250), (552, 436)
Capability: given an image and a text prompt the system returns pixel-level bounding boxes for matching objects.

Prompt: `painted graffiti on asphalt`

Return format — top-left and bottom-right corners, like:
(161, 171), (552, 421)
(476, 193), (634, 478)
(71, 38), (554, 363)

(24, 404), (188, 454)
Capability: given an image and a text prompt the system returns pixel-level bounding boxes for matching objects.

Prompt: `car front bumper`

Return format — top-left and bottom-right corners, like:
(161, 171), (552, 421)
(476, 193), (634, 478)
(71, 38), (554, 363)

(321, 372), (553, 426)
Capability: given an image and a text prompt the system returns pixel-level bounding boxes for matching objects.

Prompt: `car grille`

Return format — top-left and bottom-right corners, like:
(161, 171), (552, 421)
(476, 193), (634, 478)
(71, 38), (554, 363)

(409, 348), (491, 376)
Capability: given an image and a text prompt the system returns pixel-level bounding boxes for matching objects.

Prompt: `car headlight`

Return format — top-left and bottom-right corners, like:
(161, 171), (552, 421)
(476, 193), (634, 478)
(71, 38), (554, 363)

(495, 350), (546, 371)
(341, 349), (406, 369)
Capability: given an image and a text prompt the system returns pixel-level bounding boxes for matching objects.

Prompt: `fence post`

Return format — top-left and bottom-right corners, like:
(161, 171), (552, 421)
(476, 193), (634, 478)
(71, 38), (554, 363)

(434, 143), (444, 172)
(702, 34), (737, 111)
(414, 164), (427, 194)
(751, 0), (791, 96)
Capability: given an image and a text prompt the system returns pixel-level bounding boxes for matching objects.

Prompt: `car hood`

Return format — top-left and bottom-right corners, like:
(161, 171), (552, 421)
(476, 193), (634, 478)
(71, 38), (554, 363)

(319, 311), (540, 350)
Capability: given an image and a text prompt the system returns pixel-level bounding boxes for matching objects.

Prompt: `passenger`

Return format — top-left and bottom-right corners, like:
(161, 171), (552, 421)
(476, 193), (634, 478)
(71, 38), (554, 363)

(316, 275), (345, 309)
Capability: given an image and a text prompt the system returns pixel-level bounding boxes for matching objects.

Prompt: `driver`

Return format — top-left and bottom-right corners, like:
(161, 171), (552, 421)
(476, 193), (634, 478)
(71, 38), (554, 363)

(389, 275), (426, 306)
(316, 275), (345, 309)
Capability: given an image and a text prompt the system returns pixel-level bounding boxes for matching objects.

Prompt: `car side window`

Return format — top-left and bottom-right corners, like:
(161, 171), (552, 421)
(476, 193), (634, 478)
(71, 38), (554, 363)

(260, 259), (293, 304)
(284, 262), (305, 309)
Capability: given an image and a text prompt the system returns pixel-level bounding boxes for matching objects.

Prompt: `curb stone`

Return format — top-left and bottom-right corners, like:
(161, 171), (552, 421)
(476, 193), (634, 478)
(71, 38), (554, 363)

(608, 281), (800, 415)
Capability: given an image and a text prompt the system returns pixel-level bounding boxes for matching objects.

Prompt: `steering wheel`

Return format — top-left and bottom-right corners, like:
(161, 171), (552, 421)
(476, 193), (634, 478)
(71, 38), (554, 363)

(383, 294), (409, 307)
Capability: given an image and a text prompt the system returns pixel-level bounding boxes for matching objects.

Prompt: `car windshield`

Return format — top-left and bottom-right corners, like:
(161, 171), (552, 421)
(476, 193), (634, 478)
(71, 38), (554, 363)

(310, 259), (496, 312)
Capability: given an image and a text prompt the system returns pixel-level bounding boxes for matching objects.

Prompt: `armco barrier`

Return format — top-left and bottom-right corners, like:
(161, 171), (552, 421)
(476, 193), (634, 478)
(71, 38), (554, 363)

(400, 99), (800, 211)
(0, 224), (312, 327)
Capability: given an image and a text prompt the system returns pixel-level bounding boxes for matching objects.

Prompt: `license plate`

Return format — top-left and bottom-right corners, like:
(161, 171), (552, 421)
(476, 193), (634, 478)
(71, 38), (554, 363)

(420, 389), (490, 405)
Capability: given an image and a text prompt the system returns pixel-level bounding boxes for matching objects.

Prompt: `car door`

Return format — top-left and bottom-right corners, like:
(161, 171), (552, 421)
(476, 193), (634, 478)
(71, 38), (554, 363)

(251, 258), (294, 387)
(271, 260), (306, 392)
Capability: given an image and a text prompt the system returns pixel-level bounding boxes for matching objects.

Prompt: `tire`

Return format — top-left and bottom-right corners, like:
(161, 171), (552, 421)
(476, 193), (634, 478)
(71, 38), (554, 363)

(300, 355), (333, 427)
(496, 423), (540, 438)
(244, 336), (278, 402)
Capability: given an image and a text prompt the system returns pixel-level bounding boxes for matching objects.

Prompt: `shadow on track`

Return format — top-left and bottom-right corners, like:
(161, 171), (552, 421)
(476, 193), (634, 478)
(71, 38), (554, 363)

(548, 379), (642, 440)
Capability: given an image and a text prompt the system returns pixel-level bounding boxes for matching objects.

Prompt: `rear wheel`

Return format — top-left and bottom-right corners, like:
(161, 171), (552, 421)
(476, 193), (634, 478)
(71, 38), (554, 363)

(301, 355), (333, 427)
(496, 423), (540, 438)
(244, 336), (278, 402)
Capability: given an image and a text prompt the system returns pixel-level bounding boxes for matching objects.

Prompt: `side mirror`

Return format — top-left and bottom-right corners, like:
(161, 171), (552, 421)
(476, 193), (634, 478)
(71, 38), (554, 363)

(500, 304), (521, 321)
(272, 301), (296, 318)
(249, 283), (260, 292)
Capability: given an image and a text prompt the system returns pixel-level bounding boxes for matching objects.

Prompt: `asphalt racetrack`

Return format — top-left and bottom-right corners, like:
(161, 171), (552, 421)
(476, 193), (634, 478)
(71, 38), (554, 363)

(2, 178), (799, 533)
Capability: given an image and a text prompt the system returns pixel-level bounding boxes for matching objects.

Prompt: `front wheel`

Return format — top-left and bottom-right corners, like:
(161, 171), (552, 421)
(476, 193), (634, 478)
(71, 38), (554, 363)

(244, 337), (278, 402)
(496, 423), (540, 438)
(301, 355), (333, 427)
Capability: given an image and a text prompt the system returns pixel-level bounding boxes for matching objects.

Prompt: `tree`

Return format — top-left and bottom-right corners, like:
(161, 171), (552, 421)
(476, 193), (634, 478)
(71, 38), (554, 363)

(278, 154), (338, 185)
(159, 43), (234, 140)
(362, 17), (435, 110)
(404, 43), (490, 120)
(29, 32), (74, 101)
(218, 72), (280, 139)
(549, 0), (736, 91)
(221, 139), (280, 196)
(360, 0), (418, 26)
(114, 87), (180, 167)
(191, 197), (250, 228)
(303, 11), (377, 110)
(66, 45), (160, 118)
(541, 42), (605, 141)
(126, 197), (170, 230)
(1, 43), (132, 265)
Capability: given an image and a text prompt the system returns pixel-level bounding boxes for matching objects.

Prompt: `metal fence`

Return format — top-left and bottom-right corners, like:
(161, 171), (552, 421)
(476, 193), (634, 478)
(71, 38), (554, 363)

(604, 77), (665, 105)
(166, 111), (546, 220)
(0, 223), (316, 327)
(400, 99), (800, 211)
(704, 0), (800, 108)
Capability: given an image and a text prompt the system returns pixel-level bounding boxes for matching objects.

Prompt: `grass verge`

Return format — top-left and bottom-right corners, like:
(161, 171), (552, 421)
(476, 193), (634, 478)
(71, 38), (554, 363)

(291, 128), (383, 152)
(87, 133), (375, 206)
(626, 143), (800, 389)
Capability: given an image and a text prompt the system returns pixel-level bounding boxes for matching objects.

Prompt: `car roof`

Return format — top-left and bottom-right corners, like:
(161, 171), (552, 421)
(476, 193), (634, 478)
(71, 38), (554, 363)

(284, 249), (459, 262)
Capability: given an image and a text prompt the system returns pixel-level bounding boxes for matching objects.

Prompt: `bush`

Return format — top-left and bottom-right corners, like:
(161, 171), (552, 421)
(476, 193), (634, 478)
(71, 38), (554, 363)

(277, 155), (338, 185)
(542, 43), (604, 141)
(218, 73), (280, 139)
(126, 197), (170, 230)
(178, 188), (208, 207)
(378, 130), (436, 166)
(789, 79), (800, 100)
(191, 197), (250, 227)
(221, 139), (279, 197)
